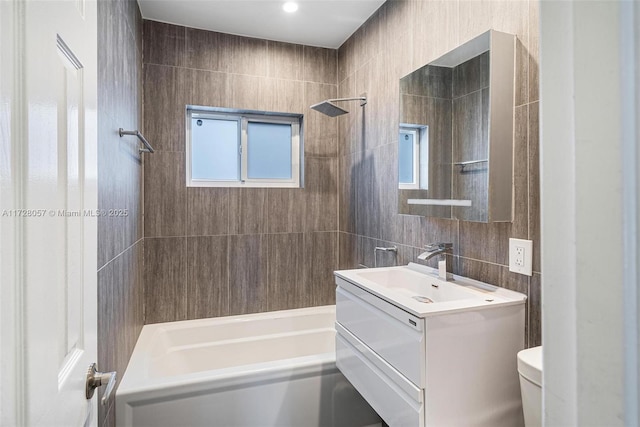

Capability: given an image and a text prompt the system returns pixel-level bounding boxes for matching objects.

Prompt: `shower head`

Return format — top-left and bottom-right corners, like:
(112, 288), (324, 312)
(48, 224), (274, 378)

(310, 97), (367, 117)
(310, 101), (349, 117)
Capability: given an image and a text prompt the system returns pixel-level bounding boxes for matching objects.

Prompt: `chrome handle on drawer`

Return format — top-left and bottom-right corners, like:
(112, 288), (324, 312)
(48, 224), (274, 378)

(85, 363), (117, 405)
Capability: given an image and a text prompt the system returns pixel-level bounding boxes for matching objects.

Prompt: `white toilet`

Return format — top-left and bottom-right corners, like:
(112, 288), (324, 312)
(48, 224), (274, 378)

(517, 346), (542, 427)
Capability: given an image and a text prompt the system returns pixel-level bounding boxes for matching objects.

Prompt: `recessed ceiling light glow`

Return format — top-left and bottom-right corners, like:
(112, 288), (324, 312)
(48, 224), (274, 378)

(282, 2), (298, 13)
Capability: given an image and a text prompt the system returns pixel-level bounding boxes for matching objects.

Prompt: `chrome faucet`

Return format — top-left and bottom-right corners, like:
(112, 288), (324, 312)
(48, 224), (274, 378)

(417, 243), (453, 280)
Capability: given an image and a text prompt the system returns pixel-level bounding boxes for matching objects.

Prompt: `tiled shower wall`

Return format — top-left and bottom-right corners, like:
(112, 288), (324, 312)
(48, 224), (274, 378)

(337, 0), (541, 347)
(97, 0), (144, 425)
(142, 21), (339, 323)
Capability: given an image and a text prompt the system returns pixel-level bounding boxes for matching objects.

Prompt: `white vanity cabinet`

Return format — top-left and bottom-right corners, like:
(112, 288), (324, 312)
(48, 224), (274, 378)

(334, 264), (527, 427)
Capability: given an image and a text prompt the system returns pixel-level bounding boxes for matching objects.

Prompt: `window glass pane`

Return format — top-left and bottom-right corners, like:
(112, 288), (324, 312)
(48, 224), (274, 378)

(399, 131), (415, 184)
(247, 122), (292, 179)
(191, 117), (239, 180)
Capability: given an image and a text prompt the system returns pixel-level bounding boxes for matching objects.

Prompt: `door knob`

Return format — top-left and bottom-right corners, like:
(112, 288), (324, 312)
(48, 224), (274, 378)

(85, 363), (117, 405)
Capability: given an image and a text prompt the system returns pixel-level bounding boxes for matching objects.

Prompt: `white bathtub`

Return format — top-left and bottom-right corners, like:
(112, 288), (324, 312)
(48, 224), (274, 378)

(116, 305), (382, 427)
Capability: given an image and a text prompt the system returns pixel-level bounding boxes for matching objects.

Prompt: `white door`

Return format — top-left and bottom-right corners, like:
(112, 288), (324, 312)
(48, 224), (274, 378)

(0, 0), (99, 426)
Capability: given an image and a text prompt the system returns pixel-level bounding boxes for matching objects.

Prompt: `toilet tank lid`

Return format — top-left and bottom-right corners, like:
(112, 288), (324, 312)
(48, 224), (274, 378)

(517, 346), (542, 386)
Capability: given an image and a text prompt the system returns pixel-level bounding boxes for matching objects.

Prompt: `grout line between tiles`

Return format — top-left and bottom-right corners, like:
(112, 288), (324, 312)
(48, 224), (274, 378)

(98, 237), (144, 272)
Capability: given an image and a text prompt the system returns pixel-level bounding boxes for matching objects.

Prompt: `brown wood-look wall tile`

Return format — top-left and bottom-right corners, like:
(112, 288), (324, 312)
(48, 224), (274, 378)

(119, 245), (135, 366)
(339, 152), (359, 233)
(337, 35), (354, 85)
(355, 61), (377, 151)
(529, 102), (541, 272)
(304, 156), (338, 232)
(144, 151), (186, 237)
(354, 12), (382, 67)
(457, 256), (502, 286)
(373, 54), (400, 147)
(97, 258), (116, 424)
(515, 38), (529, 107)
(186, 236), (229, 319)
(399, 245), (425, 268)
(451, 89), (485, 218)
(491, 0), (528, 41)
(143, 64), (184, 152)
(131, 241), (145, 350)
(182, 68), (229, 109)
(452, 91), (484, 164)
(305, 82), (338, 157)
(412, 0), (458, 70)
(452, 54), (484, 99)
(401, 65), (452, 100)
(529, 0), (540, 103)
(267, 233), (305, 311)
(98, 112), (140, 269)
(355, 150), (381, 239)
(338, 232), (359, 270)
(263, 78), (305, 113)
(186, 187), (229, 236)
(359, 236), (377, 268)
(459, 2), (491, 44)
(185, 27), (221, 71)
(379, 1), (409, 55)
(458, 221), (511, 265)
(268, 41), (303, 81)
(303, 46), (337, 85)
(512, 104), (529, 238)
(529, 273), (541, 347)
(377, 143), (402, 244)
(143, 20), (185, 67)
(265, 189), (305, 234)
(425, 97), (453, 213)
(228, 188), (267, 235)
(401, 215), (422, 248)
(337, 75), (357, 156)
(228, 234), (268, 315)
(304, 232), (338, 306)
(99, 2), (144, 422)
(219, 33), (268, 77)
(144, 237), (187, 324)
(228, 74), (264, 111)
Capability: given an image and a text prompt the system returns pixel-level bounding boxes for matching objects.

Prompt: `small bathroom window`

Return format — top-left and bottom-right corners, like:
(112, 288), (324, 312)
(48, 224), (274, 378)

(186, 107), (302, 188)
(398, 125), (428, 190)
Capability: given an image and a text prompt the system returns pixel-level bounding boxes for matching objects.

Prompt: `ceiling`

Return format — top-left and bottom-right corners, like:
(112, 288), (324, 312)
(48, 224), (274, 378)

(137, 0), (386, 49)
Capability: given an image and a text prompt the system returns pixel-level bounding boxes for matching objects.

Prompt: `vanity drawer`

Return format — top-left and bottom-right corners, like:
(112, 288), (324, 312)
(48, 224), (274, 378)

(336, 281), (425, 387)
(336, 326), (424, 427)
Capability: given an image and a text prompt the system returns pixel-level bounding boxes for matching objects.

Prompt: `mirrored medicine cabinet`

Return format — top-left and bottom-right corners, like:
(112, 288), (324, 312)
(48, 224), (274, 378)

(398, 30), (515, 223)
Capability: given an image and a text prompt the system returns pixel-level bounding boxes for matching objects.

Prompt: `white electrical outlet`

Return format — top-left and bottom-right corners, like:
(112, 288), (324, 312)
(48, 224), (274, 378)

(509, 238), (532, 276)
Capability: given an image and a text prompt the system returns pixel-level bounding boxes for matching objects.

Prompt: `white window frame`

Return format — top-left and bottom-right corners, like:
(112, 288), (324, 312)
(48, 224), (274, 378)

(186, 107), (302, 188)
(399, 127), (421, 190)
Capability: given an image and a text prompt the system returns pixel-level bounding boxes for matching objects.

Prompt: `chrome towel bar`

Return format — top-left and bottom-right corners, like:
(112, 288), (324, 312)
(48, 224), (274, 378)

(119, 128), (154, 154)
(453, 158), (488, 171)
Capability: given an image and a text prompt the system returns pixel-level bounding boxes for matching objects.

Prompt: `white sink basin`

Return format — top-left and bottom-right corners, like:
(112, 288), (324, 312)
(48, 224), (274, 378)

(334, 263), (526, 317)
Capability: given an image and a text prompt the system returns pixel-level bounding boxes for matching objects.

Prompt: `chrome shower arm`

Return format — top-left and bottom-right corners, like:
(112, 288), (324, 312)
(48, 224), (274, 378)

(326, 97), (367, 106)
